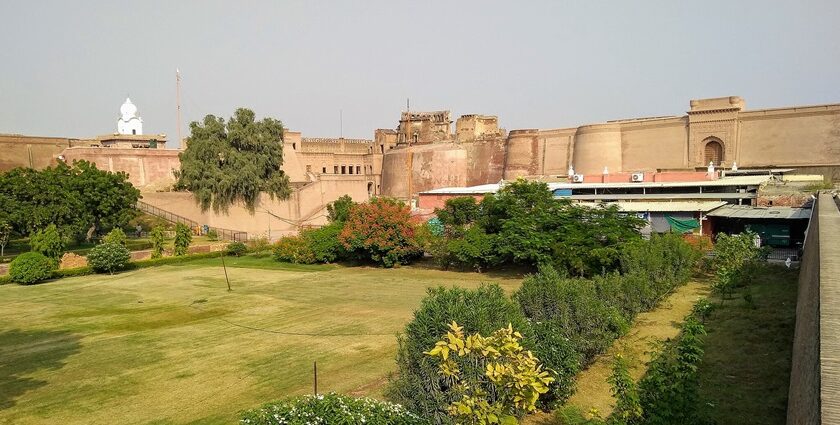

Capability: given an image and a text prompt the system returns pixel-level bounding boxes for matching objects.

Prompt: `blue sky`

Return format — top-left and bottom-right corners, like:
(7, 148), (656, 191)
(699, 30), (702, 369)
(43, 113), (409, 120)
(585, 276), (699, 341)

(1, 0), (838, 145)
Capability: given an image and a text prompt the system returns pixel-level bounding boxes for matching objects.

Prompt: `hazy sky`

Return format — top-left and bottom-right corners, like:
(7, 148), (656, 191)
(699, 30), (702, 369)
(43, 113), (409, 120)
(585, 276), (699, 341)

(2, 1), (839, 145)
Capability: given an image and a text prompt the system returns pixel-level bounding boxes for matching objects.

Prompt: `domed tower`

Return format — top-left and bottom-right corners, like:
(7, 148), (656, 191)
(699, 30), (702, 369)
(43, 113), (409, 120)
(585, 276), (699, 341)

(117, 97), (143, 135)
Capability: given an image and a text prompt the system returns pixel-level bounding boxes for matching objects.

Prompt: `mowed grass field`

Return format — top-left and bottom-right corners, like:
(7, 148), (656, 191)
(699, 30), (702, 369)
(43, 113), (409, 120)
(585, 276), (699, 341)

(0, 257), (522, 425)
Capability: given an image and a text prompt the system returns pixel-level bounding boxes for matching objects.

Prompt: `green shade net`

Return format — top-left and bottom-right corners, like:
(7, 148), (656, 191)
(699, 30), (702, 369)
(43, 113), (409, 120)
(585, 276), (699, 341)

(666, 215), (700, 234)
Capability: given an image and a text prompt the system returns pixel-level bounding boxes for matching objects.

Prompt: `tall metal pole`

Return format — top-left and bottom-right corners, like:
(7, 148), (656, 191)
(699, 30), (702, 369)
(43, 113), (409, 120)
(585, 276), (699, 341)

(176, 68), (183, 148)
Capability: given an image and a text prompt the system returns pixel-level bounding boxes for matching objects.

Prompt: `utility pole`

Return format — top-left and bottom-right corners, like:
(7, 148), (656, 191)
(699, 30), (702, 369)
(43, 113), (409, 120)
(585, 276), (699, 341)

(176, 68), (183, 148)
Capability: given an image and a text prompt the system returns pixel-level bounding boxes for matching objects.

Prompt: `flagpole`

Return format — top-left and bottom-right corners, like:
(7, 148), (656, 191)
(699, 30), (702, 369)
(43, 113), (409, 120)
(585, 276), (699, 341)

(176, 68), (183, 149)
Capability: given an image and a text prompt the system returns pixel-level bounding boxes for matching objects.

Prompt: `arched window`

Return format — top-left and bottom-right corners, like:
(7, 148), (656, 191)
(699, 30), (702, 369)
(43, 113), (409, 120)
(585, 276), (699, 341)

(704, 139), (724, 165)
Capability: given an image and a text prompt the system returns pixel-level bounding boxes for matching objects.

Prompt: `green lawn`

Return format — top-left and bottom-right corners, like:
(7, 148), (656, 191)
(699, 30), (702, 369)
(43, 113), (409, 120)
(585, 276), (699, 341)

(697, 265), (798, 425)
(0, 258), (522, 425)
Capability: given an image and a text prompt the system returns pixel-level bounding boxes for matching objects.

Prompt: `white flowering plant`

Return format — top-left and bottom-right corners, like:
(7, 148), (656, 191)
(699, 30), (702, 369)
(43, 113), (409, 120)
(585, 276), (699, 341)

(240, 392), (428, 425)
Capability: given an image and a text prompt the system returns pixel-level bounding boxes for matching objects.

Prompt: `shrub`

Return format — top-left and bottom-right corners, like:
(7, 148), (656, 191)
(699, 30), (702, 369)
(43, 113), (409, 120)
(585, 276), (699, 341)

(302, 223), (346, 263)
(87, 242), (131, 274)
(339, 197), (421, 267)
(226, 241), (248, 257)
(150, 225), (166, 259)
(174, 223), (192, 256)
(326, 194), (356, 223)
(711, 232), (763, 299)
(206, 229), (219, 241)
(249, 236), (272, 253)
(387, 284), (530, 423)
(529, 321), (582, 406)
(425, 322), (553, 424)
(444, 226), (497, 271)
(515, 266), (628, 367)
(240, 393), (426, 425)
(101, 228), (127, 246)
(272, 235), (315, 264)
(9, 252), (56, 284)
(608, 355), (642, 425)
(30, 224), (65, 260)
(638, 317), (707, 425)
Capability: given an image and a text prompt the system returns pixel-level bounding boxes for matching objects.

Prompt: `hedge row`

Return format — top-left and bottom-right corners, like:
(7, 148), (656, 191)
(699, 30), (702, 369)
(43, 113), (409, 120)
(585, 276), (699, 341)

(516, 233), (701, 406)
(387, 233), (702, 421)
(1, 250), (234, 285)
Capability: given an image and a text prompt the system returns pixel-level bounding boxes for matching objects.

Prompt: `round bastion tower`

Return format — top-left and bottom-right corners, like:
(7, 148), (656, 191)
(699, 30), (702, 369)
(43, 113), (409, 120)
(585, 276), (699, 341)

(571, 123), (622, 176)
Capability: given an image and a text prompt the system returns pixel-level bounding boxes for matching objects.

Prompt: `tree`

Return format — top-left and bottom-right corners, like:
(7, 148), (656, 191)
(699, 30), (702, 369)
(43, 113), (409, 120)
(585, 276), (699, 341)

(0, 220), (11, 257)
(339, 197), (420, 267)
(327, 194), (356, 223)
(174, 223), (192, 256)
(435, 196), (479, 231)
(150, 225), (166, 259)
(0, 161), (139, 240)
(175, 108), (292, 212)
(30, 224), (65, 260)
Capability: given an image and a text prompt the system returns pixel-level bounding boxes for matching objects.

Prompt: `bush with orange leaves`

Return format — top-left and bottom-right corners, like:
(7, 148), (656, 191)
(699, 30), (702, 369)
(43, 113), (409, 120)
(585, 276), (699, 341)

(338, 197), (421, 267)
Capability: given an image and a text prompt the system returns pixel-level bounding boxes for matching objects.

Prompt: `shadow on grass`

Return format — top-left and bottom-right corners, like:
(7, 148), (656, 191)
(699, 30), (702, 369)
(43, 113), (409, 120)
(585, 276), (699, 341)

(0, 329), (82, 409)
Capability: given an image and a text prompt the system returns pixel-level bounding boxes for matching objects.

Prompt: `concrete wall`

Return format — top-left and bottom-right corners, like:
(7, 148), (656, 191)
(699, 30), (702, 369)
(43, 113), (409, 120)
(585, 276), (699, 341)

(787, 193), (840, 425)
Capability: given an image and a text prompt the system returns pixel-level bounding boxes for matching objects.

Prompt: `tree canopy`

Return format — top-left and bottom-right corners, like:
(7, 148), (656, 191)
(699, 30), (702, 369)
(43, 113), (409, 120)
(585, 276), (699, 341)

(0, 160), (140, 241)
(432, 179), (645, 276)
(175, 108), (292, 212)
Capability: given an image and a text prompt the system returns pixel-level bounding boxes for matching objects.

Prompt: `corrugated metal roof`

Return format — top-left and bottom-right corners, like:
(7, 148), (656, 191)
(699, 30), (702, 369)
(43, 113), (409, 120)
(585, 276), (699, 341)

(706, 205), (812, 219)
(546, 175), (772, 190)
(578, 201), (728, 212)
(420, 175), (772, 195)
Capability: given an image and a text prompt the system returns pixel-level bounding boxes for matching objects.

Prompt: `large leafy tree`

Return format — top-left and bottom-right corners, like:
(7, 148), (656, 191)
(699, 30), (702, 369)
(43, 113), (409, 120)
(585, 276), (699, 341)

(0, 161), (139, 241)
(175, 108), (292, 212)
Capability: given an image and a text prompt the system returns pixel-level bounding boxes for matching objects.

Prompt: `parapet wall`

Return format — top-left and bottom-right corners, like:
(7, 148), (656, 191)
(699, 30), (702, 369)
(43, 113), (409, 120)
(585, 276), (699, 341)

(787, 193), (840, 425)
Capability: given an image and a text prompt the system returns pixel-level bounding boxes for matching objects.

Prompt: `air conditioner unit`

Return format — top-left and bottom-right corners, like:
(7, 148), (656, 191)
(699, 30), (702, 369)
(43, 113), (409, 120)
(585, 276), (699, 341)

(631, 172), (645, 182)
(572, 174), (585, 183)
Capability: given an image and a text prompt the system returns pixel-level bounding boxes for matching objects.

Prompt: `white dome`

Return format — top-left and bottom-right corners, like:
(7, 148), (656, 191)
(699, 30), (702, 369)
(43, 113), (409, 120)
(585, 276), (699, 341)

(120, 97), (138, 119)
(117, 97), (143, 135)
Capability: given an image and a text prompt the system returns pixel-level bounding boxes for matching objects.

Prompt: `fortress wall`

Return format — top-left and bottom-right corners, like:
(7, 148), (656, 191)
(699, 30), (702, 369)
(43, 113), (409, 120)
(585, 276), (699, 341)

(463, 138), (507, 186)
(0, 135), (94, 171)
(539, 129), (575, 176)
(503, 130), (542, 179)
(140, 177), (370, 239)
(738, 106), (840, 168)
(411, 144), (469, 193)
(60, 147), (181, 189)
(619, 118), (688, 172)
(381, 149), (411, 199)
(572, 123), (622, 175)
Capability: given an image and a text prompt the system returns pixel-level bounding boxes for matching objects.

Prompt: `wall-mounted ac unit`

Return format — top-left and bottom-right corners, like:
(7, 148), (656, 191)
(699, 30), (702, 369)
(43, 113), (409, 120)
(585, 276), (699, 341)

(631, 172), (645, 182)
(572, 174), (585, 183)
